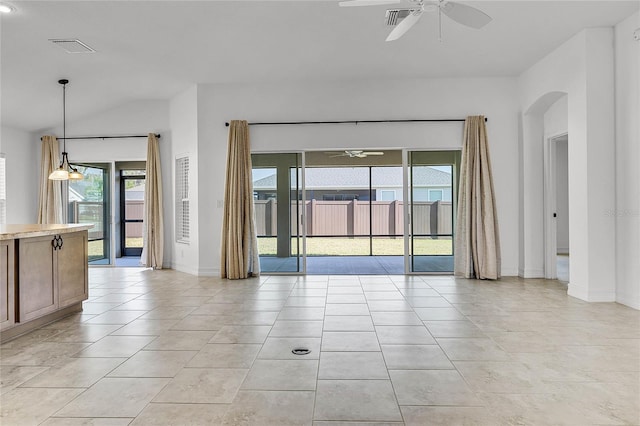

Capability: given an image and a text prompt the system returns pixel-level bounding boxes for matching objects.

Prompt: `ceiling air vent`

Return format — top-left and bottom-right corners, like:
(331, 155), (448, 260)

(49, 39), (95, 53)
(385, 9), (411, 26)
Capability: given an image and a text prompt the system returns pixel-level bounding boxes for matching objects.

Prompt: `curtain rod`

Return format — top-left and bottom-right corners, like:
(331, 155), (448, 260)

(224, 118), (487, 127)
(41, 134), (160, 141)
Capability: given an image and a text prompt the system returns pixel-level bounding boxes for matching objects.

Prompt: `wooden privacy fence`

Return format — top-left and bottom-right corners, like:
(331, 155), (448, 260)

(70, 200), (144, 239)
(254, 199), (452, 237)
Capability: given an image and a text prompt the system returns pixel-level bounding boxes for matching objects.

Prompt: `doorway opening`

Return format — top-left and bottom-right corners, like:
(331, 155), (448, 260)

(545, 134), (570, 282)
(115, 163), (146, 267)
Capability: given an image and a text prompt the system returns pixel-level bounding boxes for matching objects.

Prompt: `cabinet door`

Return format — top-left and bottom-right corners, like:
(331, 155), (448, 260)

(18, 236), (57, 322)
(58, 231), (88, 308)
(0, 240), (15, 330)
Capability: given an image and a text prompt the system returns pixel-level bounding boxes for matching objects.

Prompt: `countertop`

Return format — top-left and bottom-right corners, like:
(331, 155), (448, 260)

(0, 224), (93, 241)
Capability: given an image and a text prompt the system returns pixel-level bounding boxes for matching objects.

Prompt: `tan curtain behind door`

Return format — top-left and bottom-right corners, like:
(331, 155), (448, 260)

(37, 135), (63, 224)
(454, 116), (501, 279)
(141, 133), (164, 269)
(221, 120), (260, 279)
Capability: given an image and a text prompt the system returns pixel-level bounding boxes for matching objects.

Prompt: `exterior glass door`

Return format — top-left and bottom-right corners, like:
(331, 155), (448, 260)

(68, 164), (110, 264)
(252, 153), (304, 273)
(407, 150), (460, 273)
(120, 170), (145, 257)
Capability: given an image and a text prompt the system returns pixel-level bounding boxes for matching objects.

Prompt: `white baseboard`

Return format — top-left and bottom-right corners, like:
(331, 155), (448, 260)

(500, 268), (519, 277)
(616, 293), (640, 310)
(171, 262), (200, 276)
(198, 266), (220, 277)
(520, 268), (545, 278)
(568, 285), (616, 302)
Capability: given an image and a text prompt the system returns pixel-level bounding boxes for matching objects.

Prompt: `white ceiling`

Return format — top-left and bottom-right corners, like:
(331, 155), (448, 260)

(1, 0), (638, 132)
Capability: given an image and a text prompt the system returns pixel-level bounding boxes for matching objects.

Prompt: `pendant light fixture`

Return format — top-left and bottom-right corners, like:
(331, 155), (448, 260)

(49, 79), (83, 181)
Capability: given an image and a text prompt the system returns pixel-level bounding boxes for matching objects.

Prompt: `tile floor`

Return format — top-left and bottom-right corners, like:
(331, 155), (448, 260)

(1, 268), (639, 425)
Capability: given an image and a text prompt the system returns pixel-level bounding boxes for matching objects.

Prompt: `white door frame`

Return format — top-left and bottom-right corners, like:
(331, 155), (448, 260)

(300, 151), (307, 275)
(402, 149), (410, 274)
(543, 133), (567, 279)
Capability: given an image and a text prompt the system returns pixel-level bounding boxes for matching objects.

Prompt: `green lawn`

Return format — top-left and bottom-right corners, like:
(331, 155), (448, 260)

(88, 238), (143, 257)
(258, 237), (452, 256)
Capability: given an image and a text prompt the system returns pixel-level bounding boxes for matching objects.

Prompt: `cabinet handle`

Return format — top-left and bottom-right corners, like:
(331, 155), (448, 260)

(52, 235), (63, 250)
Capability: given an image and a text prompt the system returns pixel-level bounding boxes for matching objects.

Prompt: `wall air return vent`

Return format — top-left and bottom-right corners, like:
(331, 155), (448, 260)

(49, 39), (95, 53)
(385, 9), (411, 26)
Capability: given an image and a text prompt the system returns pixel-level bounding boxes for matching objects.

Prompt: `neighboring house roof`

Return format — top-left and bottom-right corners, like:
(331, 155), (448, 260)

(68, 187), (84, 202)
(253, 167), (451, 190)
(125, 184), (145, 201)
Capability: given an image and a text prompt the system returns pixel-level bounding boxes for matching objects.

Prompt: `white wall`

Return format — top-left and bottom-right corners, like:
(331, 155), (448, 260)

(518, 28), (617, 303)
(170, 85), (200, 275)
(614, 11), (640, 309)
(196, 77), (520, 276)
(46, 100), (173, 267)
(544, 95), (568, 138)
(1, 126), (38, 223)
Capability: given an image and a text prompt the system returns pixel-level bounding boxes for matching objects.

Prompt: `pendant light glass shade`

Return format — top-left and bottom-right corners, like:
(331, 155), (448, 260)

(49, 168), (69, 180)
(68, 169), (83, 180)
(48, 79), (83, 181)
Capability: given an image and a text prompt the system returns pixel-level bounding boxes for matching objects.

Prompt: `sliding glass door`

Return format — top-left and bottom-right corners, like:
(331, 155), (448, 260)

(407, 151), (460, 273)
(249, 150), (460, 275)
(68, 164), (110, 264)
(252, 153), (304, 273)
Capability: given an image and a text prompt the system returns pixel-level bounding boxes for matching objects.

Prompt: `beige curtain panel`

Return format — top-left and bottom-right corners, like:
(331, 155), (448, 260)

(37, 135), (63, 224)
(221, 120), (260, 279)
(454, 116), (501, 280)
(141, 133), (164, 269)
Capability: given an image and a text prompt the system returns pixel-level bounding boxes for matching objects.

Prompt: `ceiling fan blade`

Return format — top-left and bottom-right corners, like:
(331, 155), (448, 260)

(339, 0), (400, 7)
(363, 152), (384, 155)
(386, 9), (423, 41)
(440, 1), (492, 29)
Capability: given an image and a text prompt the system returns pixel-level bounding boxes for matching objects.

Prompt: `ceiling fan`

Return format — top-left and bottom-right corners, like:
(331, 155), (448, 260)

(339, 0), (492, 42)
(328, 150), (385, 158)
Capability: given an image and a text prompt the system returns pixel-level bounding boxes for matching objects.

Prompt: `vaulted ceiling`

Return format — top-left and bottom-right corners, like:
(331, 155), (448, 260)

(1, 1), (638, 132)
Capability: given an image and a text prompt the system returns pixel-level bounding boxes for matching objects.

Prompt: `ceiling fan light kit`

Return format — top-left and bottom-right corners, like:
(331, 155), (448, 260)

(329, 150), (385, 158)
(340, 0), (492, 42)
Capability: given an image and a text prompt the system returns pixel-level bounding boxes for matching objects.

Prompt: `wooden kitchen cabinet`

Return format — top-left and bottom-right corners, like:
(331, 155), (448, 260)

(18, 231), (88, 322)
(1, 224), (91, 342)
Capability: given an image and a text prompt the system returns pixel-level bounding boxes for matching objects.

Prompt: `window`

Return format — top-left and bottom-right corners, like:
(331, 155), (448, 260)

(175, 156), (190, 243)
(428, 189), (443, 202)
(380, 190), (396, 201)
(0, 154), (5, 224)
